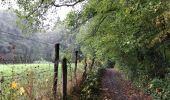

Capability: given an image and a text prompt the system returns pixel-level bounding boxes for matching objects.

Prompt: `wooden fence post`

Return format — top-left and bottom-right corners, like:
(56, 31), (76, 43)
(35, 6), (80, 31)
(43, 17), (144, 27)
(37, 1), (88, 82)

(74, 51), (78, 85)
(84, 57), (87, 74)
(53, 43), (59, 99)
(82, 57), (87, 82)
(62, 58), (67, 100)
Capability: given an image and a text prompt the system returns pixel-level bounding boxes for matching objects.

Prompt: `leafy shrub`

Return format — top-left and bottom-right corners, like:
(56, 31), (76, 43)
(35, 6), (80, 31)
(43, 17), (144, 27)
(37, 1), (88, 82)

(141, 73), (170, 100)
(79, 67), (105, 100)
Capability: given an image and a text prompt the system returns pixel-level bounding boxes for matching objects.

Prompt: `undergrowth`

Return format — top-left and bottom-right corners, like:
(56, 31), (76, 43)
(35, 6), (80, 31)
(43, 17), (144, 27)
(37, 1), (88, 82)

(78, 67), (105, 100)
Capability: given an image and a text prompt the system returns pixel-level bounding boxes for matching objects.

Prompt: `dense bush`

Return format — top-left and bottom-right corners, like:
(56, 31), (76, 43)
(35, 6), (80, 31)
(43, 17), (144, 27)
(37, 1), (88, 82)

(79, 67), (105, 100)
(144, 76), (169, 100)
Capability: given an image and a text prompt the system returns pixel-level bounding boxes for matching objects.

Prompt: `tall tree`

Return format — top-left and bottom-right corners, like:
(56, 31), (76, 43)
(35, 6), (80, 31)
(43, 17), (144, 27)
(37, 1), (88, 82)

(66, 0), (170, 78)
(1, 0), (86, 32)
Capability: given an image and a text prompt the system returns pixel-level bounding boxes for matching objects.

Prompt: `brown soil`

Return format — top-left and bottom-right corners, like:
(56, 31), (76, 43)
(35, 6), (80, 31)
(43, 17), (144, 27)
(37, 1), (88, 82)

(100, 68), (152, 100)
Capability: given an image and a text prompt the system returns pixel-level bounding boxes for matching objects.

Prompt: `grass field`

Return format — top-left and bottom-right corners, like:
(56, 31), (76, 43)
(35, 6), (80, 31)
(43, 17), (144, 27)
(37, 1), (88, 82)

(0, 63), (82, 79)
(0, 63), (53, 76)
(0, 63), (83, 99)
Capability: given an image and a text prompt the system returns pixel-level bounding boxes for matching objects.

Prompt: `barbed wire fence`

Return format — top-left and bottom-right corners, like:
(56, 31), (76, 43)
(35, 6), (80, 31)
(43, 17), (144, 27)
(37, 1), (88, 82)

(0, 30), (85, 100)
(0, 30), (54, 100)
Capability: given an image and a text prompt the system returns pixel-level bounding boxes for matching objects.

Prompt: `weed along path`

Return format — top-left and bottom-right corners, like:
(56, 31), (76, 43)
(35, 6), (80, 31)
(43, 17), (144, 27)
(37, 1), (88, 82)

(100, 68), (152, 100)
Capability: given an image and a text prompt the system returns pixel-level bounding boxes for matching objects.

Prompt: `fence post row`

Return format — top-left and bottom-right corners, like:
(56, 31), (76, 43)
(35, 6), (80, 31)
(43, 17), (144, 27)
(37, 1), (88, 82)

(74, 51), (78, 85)
(53, 43), (59, 99)
(62, 58), (67, 100)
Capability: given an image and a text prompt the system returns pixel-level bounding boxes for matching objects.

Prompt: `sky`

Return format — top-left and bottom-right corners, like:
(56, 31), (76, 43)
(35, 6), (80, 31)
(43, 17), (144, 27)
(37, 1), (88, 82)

(0, 0), (76, 20)
(0, 0), (82, 31)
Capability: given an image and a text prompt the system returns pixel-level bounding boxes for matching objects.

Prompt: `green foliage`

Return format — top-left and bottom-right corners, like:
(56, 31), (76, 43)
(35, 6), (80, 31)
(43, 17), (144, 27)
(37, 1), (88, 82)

(79, 67), (105, 100)
(65, 11), (79, 27)
(68, 0), (170, 77)
(1, 0), (55, 33)
(15, 0), (47, 33)
(66, 0), (170, 99)
(147, 75), (170, 100)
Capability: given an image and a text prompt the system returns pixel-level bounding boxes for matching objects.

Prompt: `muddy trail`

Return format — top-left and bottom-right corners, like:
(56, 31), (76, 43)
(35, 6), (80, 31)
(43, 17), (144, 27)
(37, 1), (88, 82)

(100, 68), (152, 100)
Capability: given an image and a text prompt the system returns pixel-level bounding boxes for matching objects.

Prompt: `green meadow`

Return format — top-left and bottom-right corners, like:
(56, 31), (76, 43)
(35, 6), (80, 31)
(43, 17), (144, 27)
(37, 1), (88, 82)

(0, 63), (82, 78)
(0, 63), (83, 99)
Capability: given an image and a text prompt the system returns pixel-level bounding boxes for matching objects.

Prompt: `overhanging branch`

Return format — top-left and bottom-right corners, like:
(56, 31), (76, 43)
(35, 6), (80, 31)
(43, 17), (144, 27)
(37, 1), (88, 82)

(51, 0), (85, 7)
(25, 0), (85, 19)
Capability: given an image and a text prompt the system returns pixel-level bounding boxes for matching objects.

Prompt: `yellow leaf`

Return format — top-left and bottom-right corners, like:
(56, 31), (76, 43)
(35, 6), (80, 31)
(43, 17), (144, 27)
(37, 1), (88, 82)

(11, 81), (17, 89)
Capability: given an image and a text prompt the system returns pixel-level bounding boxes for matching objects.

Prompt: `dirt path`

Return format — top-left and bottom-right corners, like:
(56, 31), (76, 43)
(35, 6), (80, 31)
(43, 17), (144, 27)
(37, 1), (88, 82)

(100, 68), (152, 100)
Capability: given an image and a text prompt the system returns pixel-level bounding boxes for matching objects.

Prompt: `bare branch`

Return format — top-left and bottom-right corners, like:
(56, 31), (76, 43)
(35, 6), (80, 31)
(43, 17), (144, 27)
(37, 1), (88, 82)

(25, 0), (85, 19)
(51, 0), (85, 7)
(25, 1), (51, 19)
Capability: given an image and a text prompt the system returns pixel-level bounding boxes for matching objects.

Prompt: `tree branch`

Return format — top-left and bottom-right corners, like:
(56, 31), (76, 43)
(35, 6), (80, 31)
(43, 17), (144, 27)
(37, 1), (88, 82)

(26, 0), (85, 19)
(51, 0), (85, 7)
(25, 2), (44, 19)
